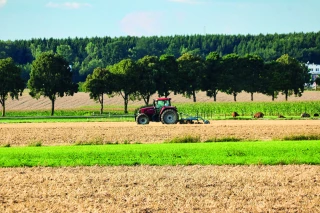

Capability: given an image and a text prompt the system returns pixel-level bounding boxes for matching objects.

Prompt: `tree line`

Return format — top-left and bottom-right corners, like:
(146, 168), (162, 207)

(0, 31), (319, 83)
(0, 53), (77, 117)
(0, 50), (308, 116)
(0, 32), (313, 116)
(83, 52), (308, 114)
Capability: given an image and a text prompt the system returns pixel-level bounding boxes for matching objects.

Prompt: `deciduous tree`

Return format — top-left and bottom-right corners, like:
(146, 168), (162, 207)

(156, 54), (178, 97)
(260, 61), (281, 101)
(177, 53), (205, 102)
(109, 59), (138, 114)
(219, 53), (243, 101)
(241, 54), (264, 101)
(83, 67), (115, 114)
(0, 57), (25, 116)
(28, 52), (78, 116)
(203, 52), (221, 101)
(276, 54), (308, 100)
(136, 56), (158, 105)
(56, 44), (73, 63)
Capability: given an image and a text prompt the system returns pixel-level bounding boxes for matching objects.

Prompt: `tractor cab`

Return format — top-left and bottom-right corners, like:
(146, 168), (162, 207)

(154, 98), (171, 109)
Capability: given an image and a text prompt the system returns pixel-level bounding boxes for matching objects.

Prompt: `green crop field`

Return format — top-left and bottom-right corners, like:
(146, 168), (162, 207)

(176, 101), (320, 118)
(1, 141), (319, 167)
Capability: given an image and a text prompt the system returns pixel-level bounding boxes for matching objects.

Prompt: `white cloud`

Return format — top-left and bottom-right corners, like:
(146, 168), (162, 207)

(46, 2), (91, 9)
(168, 0), (206, 4)
(120, 11), (163, 36)
(0, 0), (7, 8)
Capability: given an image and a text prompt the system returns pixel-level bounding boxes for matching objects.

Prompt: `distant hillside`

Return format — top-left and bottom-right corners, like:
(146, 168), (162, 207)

(1, 32), (320, 83)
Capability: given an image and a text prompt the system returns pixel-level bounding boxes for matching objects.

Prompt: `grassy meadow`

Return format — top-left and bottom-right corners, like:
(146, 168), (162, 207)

(1, 140), (319, 167)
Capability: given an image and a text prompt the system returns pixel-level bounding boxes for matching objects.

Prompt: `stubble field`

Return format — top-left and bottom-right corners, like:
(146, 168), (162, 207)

(1, 120), (320, 146)
(1, 166), (319, 212)
(1, 91), (320, 212)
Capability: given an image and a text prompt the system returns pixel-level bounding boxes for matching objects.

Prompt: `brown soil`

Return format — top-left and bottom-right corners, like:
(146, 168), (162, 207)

(4, 90), (320, 110)
(1, 120), (320, 146)
(1, 166), (319, 212)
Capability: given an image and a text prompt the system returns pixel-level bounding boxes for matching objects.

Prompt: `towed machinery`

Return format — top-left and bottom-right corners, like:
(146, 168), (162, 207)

(135, 98), (210, 125)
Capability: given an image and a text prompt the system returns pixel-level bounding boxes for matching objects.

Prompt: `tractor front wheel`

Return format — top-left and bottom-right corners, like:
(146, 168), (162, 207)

(136, 113), (150, 125)
(161, 109), (178, 124)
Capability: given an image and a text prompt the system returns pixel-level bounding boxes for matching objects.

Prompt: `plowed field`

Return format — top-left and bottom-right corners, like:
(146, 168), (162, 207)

(1, 120), (320, 146)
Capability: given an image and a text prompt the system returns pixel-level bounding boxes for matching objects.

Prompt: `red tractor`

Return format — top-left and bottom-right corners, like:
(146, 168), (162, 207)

(135, 98), (179, 124)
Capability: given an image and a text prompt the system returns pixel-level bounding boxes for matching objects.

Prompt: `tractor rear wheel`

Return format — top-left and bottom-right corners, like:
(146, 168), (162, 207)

(161, 109), (178, 124)
(136, 113), (149, 125)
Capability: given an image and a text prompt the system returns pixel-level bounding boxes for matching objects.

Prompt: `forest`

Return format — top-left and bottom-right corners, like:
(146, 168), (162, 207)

(0, 31), (319, 83)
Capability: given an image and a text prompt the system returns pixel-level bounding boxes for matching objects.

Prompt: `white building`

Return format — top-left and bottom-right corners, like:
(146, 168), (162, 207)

(307, 62), (320, 82)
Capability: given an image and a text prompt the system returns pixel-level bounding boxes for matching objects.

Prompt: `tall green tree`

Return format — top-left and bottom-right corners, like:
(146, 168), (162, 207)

(79, 42), (104, 77)
(130, 37), (164, 60)
(136, 55), (158, 105)
(30, 44), (52, 59)
(276, 54), (309, 100)
(83, 67), (115, 114)
(56, 44), (73, 63)
(165, 42), (180, 58)
(219, 53), (243, 101)
(0, 58), (25, 117)
(0, 41), (9, 59)
(79, 58), (104, 76)
(109, 59), (138, 114)
(85, 42), (100, 59)
(156, 54), (178, 97)
(28, 52), (78, 116)
(104, 40), (132, 65)
(241, 54), (264, 101)
(260, 61), (281, 101)
(203, 52), (221, 101)
(176, 53), (205, 102)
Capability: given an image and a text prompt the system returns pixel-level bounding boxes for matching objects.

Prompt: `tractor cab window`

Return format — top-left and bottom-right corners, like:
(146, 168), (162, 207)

(157, 100), (165, 108)
(155, 99), (171, 109)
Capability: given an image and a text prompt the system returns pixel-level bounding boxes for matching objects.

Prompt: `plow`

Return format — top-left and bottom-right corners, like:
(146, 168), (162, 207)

(178, 113), (210, 124)
(135, 98), (210, 125)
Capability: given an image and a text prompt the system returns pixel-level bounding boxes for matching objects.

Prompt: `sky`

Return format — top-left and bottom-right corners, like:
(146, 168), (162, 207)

(0, 0), (319, 41)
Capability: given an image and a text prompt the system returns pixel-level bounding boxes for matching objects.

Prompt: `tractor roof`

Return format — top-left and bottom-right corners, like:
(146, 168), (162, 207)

(155, 97), (171, 101)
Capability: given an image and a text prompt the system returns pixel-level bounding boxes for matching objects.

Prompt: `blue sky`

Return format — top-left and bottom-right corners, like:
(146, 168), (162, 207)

(0, 0), (319, 41)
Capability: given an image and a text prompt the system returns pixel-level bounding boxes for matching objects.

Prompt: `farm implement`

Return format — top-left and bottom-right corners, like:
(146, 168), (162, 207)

(178, 113), (210, 124)
(135, 98), (210, 125)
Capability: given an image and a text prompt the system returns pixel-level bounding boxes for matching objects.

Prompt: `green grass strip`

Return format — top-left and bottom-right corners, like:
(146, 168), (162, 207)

(0, 116), (133, 123)
(0, 141), (319, 167)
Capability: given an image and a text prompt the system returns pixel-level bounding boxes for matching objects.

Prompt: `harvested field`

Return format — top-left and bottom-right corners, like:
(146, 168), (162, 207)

(1, 165), (319, 212)
(1, 120), (320, 146)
